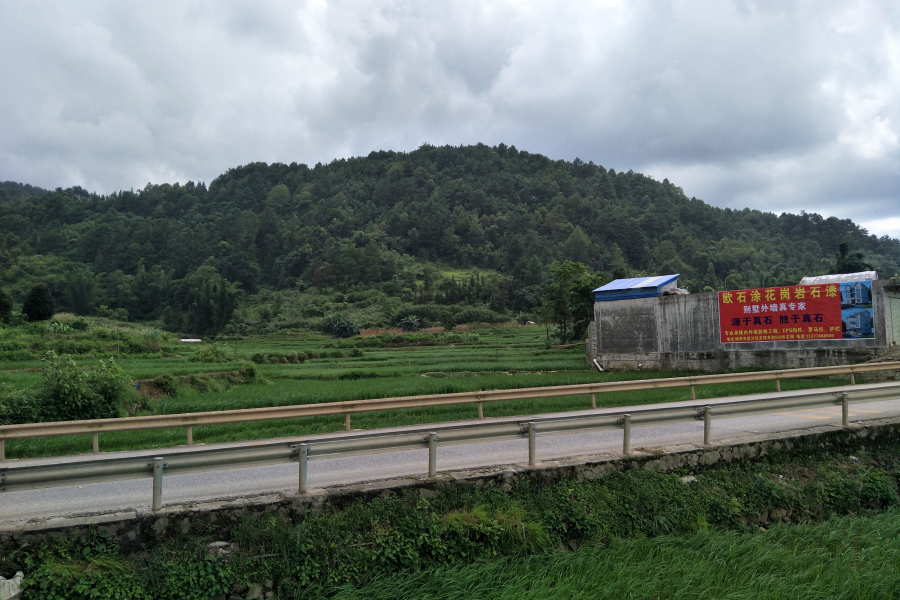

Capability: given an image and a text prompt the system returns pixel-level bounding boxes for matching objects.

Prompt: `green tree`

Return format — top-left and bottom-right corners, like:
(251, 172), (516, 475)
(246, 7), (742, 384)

(0, 287), (12, 323)
(181, 265), (243, 335)
(223, 319), (251, 360)
(538, 261), (608, 343)
(22, 282), (54, 322)
(829, 242), (873, 274)
(439, 309), (456, 331)
(723, 273), (745, 291)
(63, 266), (98, 315)
(561, 226), (593, 264)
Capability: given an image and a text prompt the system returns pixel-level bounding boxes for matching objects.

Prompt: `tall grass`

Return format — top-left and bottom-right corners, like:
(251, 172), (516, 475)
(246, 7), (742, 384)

(332, 509), (900, 600)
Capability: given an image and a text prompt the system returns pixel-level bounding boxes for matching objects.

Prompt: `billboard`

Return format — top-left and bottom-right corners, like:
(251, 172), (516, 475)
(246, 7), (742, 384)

(718, 284), (844, 343)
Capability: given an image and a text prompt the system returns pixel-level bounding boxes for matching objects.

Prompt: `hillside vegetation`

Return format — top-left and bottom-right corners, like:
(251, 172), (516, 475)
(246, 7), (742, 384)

(1, 144), (898, 335)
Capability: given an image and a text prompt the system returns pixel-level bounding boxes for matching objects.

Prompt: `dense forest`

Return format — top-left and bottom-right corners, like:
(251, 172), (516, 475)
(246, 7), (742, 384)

(1, 143), (898, 335)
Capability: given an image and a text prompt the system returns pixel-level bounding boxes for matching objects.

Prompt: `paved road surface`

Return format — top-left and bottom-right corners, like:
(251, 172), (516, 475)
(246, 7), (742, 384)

(3, 397), (900, 527)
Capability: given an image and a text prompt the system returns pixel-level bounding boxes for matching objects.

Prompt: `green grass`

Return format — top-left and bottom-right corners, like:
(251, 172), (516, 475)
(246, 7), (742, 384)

(0, 324), (864, 459)
(331, 509), (900, 600)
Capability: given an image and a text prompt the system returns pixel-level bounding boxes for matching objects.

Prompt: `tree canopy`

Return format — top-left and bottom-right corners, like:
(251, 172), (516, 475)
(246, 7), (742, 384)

(0, 144), (897, 334)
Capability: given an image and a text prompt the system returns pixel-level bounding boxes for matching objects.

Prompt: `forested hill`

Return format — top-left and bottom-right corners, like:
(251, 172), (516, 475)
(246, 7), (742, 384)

(1, 143), (898, 333)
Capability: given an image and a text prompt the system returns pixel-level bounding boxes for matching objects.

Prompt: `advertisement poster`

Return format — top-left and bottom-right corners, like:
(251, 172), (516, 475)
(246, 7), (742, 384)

(718, 284), (844, 343)
(840, 280), (875, 338)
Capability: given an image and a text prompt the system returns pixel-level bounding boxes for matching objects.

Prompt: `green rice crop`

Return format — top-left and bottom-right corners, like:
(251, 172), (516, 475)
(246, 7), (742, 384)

(332, 509), (900, 600)
(0, 325), (864, 458)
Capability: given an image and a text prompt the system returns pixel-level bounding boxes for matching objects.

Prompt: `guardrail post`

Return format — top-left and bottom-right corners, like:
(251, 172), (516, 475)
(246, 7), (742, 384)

(92, 433), (99, 454)
(703, 406), (711, 446)
(622, 414), (632, 456)
(690, 386), (696, 400)
(0, 439), (4, 461)
(850, 373), (856, 385)
(345, 414), (351, 431)
(151, 457), (166, 511)
(298, 443), (309, 493)
(527, 422), (536, 466)
(591, 393), (597, 409)
(478, 402), (484, 419)
(186, 426), (193, 446)
(427, 433), (438, 477)
(841, 392), (849, 427)
(775, 378), (781, 392)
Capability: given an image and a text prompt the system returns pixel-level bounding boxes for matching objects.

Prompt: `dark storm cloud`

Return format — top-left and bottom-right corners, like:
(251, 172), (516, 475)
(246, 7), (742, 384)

(0, 0), (897, 236)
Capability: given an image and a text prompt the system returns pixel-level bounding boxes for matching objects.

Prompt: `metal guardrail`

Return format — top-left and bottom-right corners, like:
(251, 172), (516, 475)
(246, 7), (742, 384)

(2, 381), (899, 511)
(1, 361), (899, 461)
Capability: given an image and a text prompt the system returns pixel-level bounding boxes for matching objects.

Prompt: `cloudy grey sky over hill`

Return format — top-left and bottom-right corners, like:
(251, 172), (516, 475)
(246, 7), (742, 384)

(1, 0), (898, 237)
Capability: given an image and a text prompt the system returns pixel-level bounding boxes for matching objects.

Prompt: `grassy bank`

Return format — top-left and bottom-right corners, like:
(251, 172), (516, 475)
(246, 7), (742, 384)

(4, 433), (899, 599)
(333, 510), (900, 599)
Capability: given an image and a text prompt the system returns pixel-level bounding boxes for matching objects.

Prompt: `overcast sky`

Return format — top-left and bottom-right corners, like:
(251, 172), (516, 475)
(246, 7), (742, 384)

(1, 0), (898, 238)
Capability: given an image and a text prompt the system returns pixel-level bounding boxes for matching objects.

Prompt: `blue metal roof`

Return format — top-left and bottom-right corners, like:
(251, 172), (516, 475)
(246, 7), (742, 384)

(593, 274), (680, 302)
(593, 274), (680, 293)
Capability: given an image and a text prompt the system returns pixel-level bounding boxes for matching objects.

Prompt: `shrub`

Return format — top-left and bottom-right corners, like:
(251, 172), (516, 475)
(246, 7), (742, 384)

(397, 314), (420, 332)
(22, 282), (54, 322)
(48, 320), (72, 334)
(455, 306), (506, 325)
(70, 318), (89, 331)
(33, 352), (129, 422)
(239, 361), (260, 383)
(439, 310), (456, 331)
(189, 344), (230, 363)
(141, 328), (168, 352)
(321, 313), (360, 338)
(0, 384), (40, 426)
(152, 374), (178, 397)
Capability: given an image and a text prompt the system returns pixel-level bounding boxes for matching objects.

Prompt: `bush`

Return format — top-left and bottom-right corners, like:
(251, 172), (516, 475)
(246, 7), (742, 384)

(397, 314), (420, 332)
(142, 328), (168, 352)
(188, 344), (230, 363)
(0, 384), (40, 426)
(48, 321), (72, 334)
(455, 306), (506, 325)
(70, 318), (89, 331)
(152, 373), (179, 397)
(321, 313), (360, 338)
(39, 352), (129, 422)
(1, 352), (133, 425)
(439, 310), (456, 331)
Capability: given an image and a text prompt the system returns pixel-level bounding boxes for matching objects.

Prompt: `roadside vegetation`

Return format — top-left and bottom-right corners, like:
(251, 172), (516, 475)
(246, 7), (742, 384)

(3, 433), (899, 599)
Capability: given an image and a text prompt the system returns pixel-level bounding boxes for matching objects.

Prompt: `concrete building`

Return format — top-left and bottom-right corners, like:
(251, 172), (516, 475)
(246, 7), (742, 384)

(587, 278), (900, 372)
(843, 309), (874, 337)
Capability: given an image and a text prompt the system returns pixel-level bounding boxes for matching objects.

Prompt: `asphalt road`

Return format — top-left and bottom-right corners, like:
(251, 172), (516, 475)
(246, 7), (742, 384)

(3, 397), (900, 527)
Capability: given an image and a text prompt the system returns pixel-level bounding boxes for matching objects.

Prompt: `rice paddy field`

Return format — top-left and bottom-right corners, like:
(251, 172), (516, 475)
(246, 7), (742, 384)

(0, 322), (860, 459)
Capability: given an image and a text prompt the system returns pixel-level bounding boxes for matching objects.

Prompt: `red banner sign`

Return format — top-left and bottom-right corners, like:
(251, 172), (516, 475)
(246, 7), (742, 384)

(718, 284), (843, 343)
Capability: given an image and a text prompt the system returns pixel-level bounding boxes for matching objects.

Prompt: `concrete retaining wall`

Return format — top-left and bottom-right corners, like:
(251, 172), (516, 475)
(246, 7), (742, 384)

(588, 279), (896, 371)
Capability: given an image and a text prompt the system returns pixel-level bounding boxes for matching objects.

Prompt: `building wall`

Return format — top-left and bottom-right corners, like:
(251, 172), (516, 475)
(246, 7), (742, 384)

(588, 280), (892, 372)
